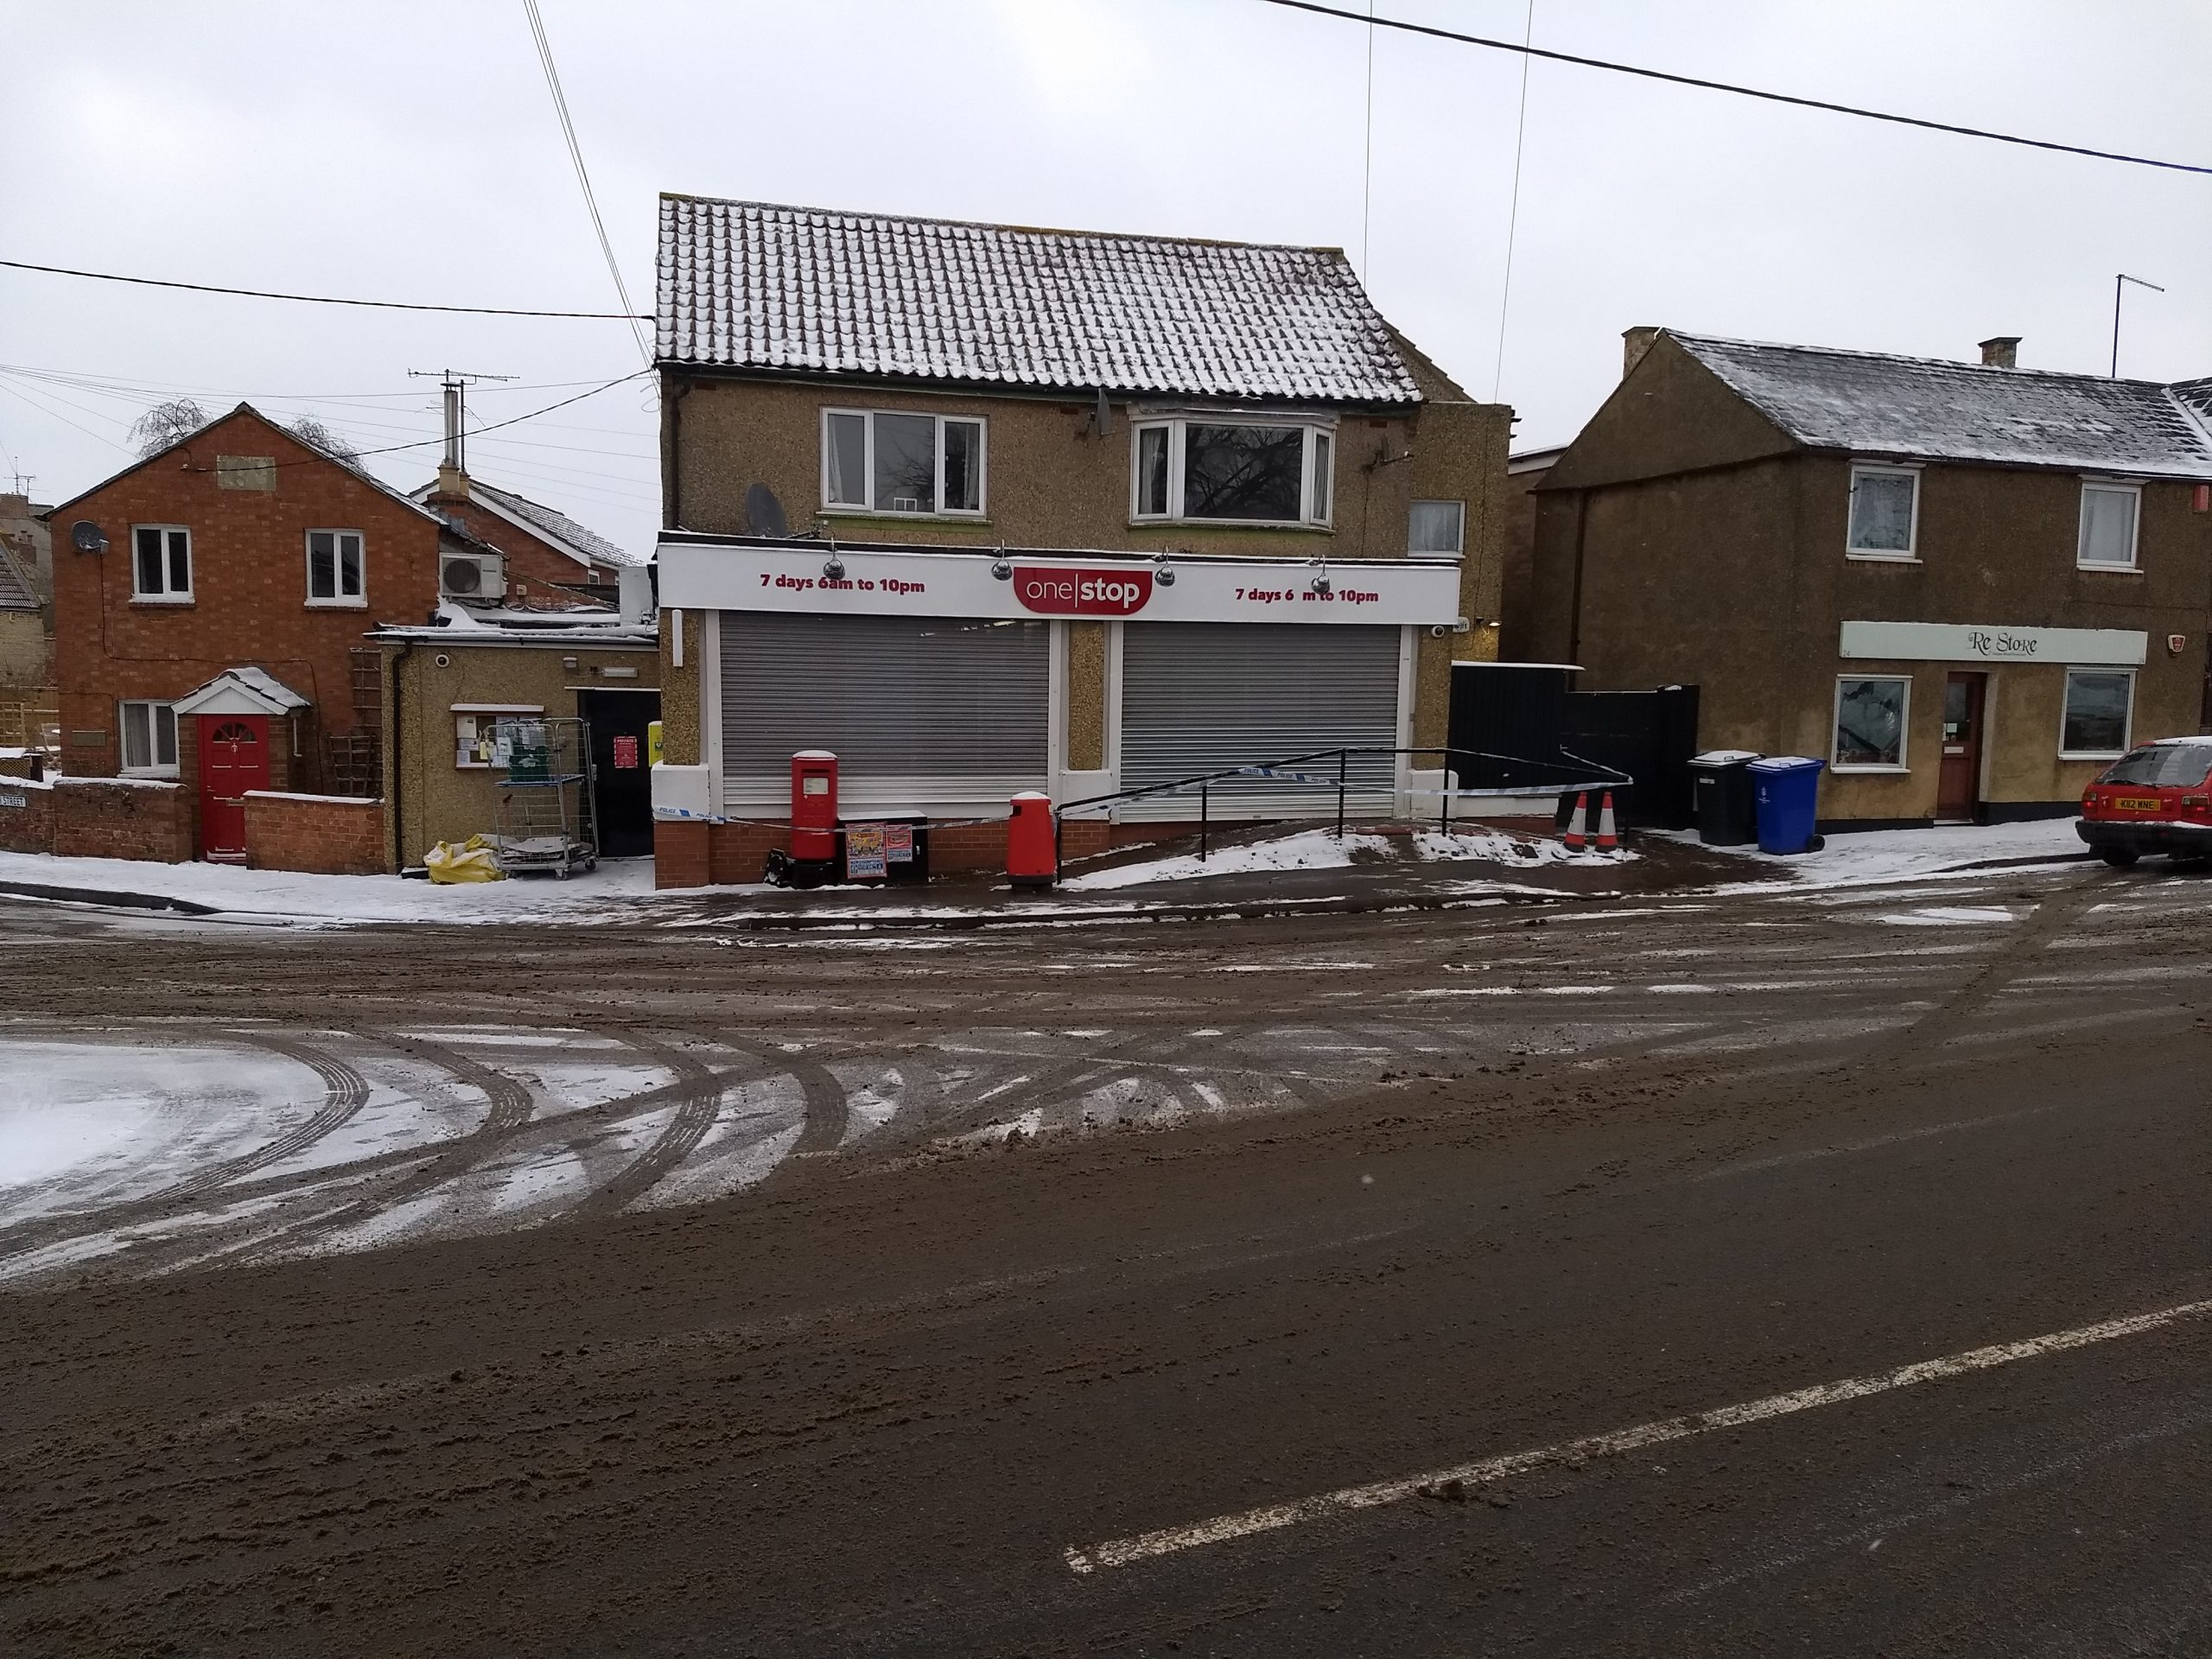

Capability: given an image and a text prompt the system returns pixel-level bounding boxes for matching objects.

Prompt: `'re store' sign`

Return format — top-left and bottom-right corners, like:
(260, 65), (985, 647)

(1012, 565), (1154, 616)
(658, 540), (1462, 627)
(1839, 620), (2146, 666)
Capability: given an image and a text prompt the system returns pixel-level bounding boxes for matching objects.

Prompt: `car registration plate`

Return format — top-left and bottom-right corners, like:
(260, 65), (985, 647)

(2113, 796), (2162, 811)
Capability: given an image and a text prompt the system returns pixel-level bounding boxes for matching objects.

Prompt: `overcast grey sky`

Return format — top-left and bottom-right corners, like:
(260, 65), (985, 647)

(3, 0), (2206, 558)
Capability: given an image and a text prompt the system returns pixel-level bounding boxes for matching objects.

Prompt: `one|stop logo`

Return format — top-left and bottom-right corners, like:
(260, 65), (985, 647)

(1011, 565), (1154, 617)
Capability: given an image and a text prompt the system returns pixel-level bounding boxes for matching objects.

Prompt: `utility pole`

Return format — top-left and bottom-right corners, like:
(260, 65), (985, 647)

(2111, 274), (2164, 378)
(406, 368), (516, 476)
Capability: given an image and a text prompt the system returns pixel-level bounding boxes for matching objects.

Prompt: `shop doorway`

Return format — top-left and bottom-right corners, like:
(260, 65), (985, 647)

(199, 715), (270, 861)
(580, 690), (660, 858)
(1937, 672), (1986, 823)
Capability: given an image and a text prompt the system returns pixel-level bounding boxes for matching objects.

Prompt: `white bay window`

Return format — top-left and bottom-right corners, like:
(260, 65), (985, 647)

(1131, 418), (1334, 526)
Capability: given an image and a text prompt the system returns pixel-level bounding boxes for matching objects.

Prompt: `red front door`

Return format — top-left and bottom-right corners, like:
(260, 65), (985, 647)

(199, 715), (270, 860)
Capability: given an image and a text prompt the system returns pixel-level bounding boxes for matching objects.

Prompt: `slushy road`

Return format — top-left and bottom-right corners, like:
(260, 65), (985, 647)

(3, 858), (2207, 1656)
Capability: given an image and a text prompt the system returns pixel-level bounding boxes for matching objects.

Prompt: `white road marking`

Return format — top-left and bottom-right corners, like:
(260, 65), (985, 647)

(1062, 1294), (2212, 1574)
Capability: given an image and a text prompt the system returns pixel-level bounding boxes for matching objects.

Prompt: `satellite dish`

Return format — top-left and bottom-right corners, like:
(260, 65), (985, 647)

(70, 519), (107, 554)
(744, 482), (788, 537)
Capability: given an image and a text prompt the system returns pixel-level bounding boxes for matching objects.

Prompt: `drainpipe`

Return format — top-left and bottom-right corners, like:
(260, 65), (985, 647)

(1565, 488), (1592, 667)
(663, 377), (690, 531)
(388, 640), (409, 872)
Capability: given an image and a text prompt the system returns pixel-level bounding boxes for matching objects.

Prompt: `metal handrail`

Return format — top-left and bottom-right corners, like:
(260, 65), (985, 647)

(1056, 745), (1630, 861)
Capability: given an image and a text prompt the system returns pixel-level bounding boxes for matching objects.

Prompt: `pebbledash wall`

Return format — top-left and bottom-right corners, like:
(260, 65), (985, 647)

(378, 629), (660, 869)
(651, 373), (1510, 887)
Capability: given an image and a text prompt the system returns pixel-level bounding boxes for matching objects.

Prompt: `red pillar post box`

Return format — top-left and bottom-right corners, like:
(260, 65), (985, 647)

(1007, 791), (1057, 890)
(791, 751), (839, 864)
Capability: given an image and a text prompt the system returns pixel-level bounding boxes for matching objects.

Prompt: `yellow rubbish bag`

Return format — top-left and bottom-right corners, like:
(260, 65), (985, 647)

(423, 835), (506, 884)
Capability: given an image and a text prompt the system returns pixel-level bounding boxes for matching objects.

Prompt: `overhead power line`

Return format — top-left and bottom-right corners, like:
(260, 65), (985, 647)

(1256, 0), (2212, 177)
(524, 0), (652, 364)
(0, 258), (650, 318)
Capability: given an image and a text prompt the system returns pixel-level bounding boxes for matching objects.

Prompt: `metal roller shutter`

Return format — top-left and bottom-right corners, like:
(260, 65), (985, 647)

(1119, 623), (1403, 819)
(719, 612), (1050, 806)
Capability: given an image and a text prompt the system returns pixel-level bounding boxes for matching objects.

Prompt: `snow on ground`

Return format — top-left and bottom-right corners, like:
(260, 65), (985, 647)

(1716, 817), (2088, 892)
(1061, 827), (1627, 892)
(0, 849), (678, 924)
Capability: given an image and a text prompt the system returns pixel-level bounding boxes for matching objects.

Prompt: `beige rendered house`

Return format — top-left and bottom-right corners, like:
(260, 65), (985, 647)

(645, 194), (1511, 886)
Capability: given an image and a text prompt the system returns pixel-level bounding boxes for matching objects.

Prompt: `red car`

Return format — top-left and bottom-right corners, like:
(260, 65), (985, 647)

(2076, 736), (2212, 866)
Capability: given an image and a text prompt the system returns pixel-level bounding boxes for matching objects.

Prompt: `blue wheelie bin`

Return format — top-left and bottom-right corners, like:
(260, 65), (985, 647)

(1750, 756), (1826, 855)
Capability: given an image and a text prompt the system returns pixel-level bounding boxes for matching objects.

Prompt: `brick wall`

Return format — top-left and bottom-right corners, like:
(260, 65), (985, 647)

(51, 778), (192, 861)
(245, 791), (387, 875)
(52, 406), (446, 792)
(653, 811), (1161, 887)
(0, 777), (54, 853)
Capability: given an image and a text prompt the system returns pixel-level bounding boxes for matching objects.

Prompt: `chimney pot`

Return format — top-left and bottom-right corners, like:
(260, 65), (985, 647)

(1622, 326), (1662, 379)
(1979, 335), (2020, 369)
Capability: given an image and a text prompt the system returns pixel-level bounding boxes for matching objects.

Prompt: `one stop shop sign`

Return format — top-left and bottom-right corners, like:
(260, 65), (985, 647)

(1012, 565), (1154, 617)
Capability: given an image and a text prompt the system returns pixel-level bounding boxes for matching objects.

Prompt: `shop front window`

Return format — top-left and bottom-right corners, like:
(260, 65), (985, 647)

(2061, 670), (2132, 758)
(1834, 676), (1909, 769)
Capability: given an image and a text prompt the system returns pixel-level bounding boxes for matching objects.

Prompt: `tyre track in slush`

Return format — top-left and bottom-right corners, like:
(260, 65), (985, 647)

(287, 1031), (538, 1243)
(565, 1030), (727, 1219)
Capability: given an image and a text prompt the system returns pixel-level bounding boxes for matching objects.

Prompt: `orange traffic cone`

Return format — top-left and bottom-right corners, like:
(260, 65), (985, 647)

(1595, 791), (1618, 853)
(1562, 791), (1588, 850)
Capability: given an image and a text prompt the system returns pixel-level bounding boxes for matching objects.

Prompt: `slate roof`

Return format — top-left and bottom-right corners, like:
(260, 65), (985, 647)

(1673, 334), (2212, 480)
(655, 194), (1421, 405)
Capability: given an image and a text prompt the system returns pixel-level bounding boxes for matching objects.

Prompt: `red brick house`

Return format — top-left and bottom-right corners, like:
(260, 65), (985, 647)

(48, 405), (499, 859)
(411, 468), (630, 605)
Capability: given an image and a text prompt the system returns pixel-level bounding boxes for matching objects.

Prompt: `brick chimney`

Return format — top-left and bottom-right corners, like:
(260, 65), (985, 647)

(1979, 335), (2020, 369)
(434, 461), (469, 500)
(1623, 326), (1662, 378)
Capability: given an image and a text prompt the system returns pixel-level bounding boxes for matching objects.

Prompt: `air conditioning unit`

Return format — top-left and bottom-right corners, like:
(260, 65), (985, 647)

(441, 551), (505, 600)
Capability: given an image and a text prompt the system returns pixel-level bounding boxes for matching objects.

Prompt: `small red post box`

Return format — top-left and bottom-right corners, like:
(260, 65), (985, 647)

(791, 751), (839, 863)
(1007, 791), (1057, 890)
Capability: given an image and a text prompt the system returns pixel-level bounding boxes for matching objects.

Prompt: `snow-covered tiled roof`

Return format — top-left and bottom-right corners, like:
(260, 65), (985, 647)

(1673, 334), (2212, 480)
(656, 195), (1422, 405)
(412, 480), (639, 569)
(0, 545), (36, 612)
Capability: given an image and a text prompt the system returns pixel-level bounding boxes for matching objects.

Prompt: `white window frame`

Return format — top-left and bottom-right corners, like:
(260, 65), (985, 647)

(305, 528), (367, 607)
(118, 699), (180, 777)
(1845, 463), (1922, 562)
(1831, 673), (1912, 773)
(2058, 667), (2134, 761)
(1408, 499), (1465, 555)
(818, 409), (988, 518)
(1128, 417), (1336, 529)
(130, 523), (194, 601)
(2075, 480), (2142, 572)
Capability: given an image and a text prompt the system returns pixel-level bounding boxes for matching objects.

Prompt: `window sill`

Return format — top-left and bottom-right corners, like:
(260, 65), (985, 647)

(819, 509), (990, 528)
(306, 599), (369, 610)
(1130, 518), (1334, 534)
(1844, 552), (1921, 564)
(2075, 563), (2141, 575)
(1831, 764), (1910, 775)
(2059, 752), (2127, 763)
(118, 767), (180, 780)
(129, 596), (195, 607)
